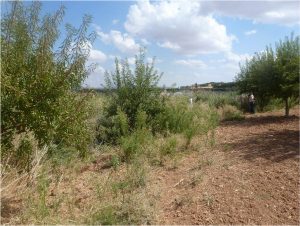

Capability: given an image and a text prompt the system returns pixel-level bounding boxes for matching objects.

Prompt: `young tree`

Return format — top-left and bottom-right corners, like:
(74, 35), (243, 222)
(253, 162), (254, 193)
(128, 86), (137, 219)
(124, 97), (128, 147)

(96, 49), (164, 144)
(274, 34), (300, 116)
(1, 1), (95, 160)
(105, 49), (163, 129)
(236, 47), (277, 111)
(236, 34), (299, 115)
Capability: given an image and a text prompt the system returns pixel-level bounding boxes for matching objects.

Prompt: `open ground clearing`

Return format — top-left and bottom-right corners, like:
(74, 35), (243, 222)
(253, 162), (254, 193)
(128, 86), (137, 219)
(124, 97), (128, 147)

(155, 108), (299, 224)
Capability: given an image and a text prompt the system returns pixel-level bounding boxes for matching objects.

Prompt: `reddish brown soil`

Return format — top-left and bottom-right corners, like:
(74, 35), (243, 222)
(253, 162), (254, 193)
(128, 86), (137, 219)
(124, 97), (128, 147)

(155, 108), (299, 224)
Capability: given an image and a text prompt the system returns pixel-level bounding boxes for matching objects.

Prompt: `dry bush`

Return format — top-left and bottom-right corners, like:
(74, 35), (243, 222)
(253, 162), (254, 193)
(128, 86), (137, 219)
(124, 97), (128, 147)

(218, 104), (245, 121)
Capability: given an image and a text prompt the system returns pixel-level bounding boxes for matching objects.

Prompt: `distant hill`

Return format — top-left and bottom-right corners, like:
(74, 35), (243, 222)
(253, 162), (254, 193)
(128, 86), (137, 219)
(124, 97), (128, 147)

(80, 82), (237, 93)
(179, 82), (237, 91)
(200, 82), (237, 91)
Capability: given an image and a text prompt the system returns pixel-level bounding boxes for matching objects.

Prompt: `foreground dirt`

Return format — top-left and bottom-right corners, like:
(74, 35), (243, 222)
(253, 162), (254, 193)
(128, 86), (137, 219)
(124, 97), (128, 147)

(154, 108), (299, 224)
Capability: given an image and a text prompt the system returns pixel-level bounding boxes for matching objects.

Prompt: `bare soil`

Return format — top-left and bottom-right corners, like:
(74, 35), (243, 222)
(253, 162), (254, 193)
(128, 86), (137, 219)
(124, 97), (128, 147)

(154, 108), (299, 224)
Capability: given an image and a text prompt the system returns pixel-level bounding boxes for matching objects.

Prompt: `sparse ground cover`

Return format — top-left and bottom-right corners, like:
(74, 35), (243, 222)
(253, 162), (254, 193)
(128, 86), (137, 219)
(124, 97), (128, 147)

(2, 107), (299, 224)
(155, 107), (299, 224)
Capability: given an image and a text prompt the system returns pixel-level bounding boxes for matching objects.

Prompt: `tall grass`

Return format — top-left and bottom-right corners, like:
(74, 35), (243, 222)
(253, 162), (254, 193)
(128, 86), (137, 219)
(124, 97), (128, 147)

(195, 91), (240, 109)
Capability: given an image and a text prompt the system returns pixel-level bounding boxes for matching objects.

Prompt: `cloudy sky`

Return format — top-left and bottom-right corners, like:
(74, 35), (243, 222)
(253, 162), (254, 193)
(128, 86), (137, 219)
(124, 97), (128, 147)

(28, 1), (300, 87)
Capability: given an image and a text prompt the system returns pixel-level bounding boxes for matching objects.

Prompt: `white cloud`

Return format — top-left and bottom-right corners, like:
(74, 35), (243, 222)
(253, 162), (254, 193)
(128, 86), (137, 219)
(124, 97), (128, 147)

(245, 30), (257, 36)
(97, 30), (140, 54)
(78, 40), (107, 88)
(108, 54), (121, 60)
(205, 51), (251, 79)
(125, 0), (235, 55)
(225, 51), (251, 64)
(175, 59), (207, 68)
(158, 41), (181, 52)
(112, 19), (119, 25)
(76, 40), (107, 64)
(200, 1), (300, 26)
(83, 66), (106, 88)
(141, 38), (150, 45)
(127, 57), (135, 65)
(89, 48), (107, 63)
(147, 57), (162, 64)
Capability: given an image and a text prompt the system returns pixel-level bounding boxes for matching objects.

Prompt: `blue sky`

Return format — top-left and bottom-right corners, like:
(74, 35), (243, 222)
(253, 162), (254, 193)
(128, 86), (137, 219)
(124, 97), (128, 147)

(3, 1), (300, 87)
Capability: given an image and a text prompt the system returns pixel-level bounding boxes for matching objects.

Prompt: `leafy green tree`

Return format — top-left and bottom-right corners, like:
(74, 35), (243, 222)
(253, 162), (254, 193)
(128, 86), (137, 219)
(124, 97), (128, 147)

(236, 34), (299, 115)
(1, 1), (95, 161)
(274, 34), (300, 116)
(236, 47), (277, 111)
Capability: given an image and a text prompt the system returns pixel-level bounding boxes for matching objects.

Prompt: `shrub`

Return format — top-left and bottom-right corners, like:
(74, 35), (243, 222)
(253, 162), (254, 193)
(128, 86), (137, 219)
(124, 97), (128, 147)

(153, 98), (193, 134)
(160, 136), (177, 157)
(96, 107), (129, 144)
(1, 1), (95, 162)
(97, 50), (166, 144)
(120, 128), (152, 162)
(6, 131), (38, 172)
(195, 91), (240, 110)
(87, 206), (120, 225)
(154, 98), (219, 148)
(219, 105), (244, 121)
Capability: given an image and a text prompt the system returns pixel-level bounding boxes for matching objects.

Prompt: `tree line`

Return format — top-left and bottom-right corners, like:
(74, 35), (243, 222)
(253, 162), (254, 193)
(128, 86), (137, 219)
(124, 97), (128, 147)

(236, 34), (299, 116)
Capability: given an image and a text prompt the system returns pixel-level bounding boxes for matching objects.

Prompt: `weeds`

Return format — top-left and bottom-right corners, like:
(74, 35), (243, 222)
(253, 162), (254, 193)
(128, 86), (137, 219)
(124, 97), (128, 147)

(222, 143), (232, 152)
(160, 136), (177, 157)
(195, 91), (240, 110)
(120, 128), (152, 162)
(35, 172), (51, 220)
(190, 172), (203, 187)
(197, 157), (213, 169)
(219, 104), (244, 121)
(110, 155), (121, 170)
(203, 192), (214, 207)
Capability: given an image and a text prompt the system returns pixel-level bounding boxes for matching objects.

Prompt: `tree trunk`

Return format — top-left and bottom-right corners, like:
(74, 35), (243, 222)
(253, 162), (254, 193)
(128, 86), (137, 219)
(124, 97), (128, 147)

(284, 98), (289, 117)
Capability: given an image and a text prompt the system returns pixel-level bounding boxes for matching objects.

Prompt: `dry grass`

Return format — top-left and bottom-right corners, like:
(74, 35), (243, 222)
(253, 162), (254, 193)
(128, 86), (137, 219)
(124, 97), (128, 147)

(0, 94), (221, 224)
(1, 141), (48, 224)
(1, 144), (160, 224)
(1, 131), (201, 224)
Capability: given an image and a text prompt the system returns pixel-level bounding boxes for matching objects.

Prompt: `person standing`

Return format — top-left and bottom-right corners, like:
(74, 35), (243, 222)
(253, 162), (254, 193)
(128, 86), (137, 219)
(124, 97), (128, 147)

(249, 93), (255, 113)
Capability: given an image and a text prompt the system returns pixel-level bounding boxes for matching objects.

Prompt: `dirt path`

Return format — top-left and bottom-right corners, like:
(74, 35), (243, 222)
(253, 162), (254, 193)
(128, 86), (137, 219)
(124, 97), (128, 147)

(154, 108), (299, 224)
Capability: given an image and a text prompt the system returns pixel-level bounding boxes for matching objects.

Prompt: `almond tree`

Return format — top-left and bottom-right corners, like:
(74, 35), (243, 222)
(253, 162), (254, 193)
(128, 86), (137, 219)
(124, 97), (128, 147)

(1, 1), (95, 162)
(274, 34), (300, 116)
(236, 34), (299, 115)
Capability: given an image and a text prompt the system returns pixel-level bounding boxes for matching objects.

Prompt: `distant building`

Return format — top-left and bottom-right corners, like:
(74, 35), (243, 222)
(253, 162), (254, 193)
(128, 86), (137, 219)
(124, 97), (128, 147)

(191, 83), (213, 90)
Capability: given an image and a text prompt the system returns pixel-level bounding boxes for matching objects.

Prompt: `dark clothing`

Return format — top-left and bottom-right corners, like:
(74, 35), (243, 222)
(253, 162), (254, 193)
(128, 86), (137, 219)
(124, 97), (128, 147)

(249, 102), (255, 113)
(248, 94), (255, 113)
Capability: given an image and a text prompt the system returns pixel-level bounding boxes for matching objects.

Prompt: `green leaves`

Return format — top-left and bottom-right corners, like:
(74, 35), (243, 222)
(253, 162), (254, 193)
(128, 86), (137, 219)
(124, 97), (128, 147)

(236, 33), (299, 115)
(1, 1), (94, 160)
(101, 49), (164, 139)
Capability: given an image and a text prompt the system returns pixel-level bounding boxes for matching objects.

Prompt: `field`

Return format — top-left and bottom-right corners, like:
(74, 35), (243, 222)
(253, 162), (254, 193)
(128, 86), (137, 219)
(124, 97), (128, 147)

(2, 2), (299, 225)
(2, 98), (299, 224)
